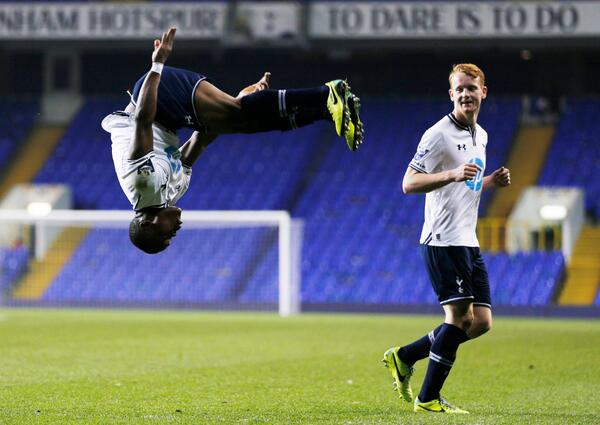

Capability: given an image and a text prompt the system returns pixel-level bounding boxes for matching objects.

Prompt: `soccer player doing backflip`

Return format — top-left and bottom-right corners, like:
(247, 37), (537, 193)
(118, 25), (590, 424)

(102, 27), (363, 254)
(383, 64), (511, 414)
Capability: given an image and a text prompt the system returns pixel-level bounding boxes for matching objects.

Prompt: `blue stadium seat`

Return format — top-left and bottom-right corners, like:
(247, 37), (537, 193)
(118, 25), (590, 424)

(539, 98), (600, 217)
(0, 100), (39, 176)
(0, 246), (30, 293)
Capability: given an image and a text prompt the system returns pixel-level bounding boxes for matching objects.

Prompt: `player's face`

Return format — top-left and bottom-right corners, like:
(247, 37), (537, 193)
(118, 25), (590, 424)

(150, 206), (182, 248)
(449, 72), (487, 119)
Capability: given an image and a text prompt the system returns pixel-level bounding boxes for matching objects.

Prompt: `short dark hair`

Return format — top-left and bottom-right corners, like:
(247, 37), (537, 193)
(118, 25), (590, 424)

(129, 216), (167, 254)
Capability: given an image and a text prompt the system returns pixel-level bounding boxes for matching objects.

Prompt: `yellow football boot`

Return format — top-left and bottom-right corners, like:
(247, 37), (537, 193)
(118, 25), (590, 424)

(382, 347), (415, 402)
(414, 396), (470, 414)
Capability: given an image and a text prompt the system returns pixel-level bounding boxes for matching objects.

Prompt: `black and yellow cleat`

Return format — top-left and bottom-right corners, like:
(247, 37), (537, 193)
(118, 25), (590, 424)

(382, 347), (415, 402)
(345, 93), (364, 151)
(325, 79), (350, 138)
(325, 79), (364, 151)
(414, 396), (470, 414)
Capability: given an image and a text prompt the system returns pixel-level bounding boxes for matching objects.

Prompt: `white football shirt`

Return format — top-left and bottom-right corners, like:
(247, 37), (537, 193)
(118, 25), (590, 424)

(101, 112), (191, 211)
(409, 114), (487, 247)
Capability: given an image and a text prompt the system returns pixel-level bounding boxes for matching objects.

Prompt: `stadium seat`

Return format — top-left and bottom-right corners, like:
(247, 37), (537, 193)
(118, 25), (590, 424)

(0, 100), (39, 179)
(539, 98), (600, 217)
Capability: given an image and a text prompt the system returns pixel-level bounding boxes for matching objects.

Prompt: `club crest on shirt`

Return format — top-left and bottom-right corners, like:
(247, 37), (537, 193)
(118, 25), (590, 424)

(137, 159), (155, 176)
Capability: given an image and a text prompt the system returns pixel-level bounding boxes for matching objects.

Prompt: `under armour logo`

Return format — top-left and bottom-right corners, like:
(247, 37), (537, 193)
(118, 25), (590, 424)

(457, 144), (466, 151)
(185, 115), (193, 125)
(456, 276), (464, 294)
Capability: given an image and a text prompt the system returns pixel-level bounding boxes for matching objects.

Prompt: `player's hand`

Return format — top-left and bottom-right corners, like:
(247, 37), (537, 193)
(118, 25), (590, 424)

(236, 72), (271, 98)
(246, 72), (271, 94)
(152, 27), (176, 64)
(451, 163), (481, 182)
(491, 166), (511, 187)
(254, 72), (271, 92)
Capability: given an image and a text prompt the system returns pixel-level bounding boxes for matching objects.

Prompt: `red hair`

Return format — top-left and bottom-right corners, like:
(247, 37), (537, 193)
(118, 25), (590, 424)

(449, 63), (485, 88)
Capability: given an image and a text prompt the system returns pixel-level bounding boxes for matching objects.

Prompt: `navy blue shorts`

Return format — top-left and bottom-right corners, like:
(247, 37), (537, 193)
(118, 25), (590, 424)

(421, 245), (492, 308)
(132, 65), (207, 132)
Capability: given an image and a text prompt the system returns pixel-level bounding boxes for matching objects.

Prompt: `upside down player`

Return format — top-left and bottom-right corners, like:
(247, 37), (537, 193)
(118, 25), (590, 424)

(383, 64), (511, 413)
(102, 27), (364, 254)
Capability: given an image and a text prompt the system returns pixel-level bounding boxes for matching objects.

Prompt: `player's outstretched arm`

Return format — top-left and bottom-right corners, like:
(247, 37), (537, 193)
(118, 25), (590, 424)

(128, 27), (176, 160)
(402, 163), (481, 194)
(236, 72), (271, 98)
(180, 131), (218, 168)
(483, 166), (511, 191)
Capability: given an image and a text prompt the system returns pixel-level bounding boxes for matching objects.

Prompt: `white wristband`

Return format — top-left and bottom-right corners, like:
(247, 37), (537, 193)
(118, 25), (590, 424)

(150, 62), (164, 75)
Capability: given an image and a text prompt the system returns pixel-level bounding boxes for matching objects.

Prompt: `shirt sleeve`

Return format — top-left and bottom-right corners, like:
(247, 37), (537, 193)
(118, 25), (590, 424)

(408, 128), (443, 174)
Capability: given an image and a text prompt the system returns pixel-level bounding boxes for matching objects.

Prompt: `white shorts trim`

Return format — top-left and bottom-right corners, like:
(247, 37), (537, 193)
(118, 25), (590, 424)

(440, 296), (474, 305)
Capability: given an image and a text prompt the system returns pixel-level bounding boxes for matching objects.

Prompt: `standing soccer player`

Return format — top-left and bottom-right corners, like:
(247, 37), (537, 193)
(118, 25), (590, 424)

(383, 64), (511, 413)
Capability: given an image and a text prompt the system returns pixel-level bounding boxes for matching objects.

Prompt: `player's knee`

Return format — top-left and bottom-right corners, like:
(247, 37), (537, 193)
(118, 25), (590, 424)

(448, 311), (473, 331)
(215, 98), (243, 124)
(469, 317), (492, 339)
(458, 307), (474, 330)
(458, 314), (474, 331)
(476, 320), (492, 336)
(481, 317), (493, 334)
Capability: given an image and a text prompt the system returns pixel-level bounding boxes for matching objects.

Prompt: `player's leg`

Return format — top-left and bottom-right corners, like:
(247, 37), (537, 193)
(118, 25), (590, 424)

(194, 79), (329, 132)
(469, 306), (492, 339)
(412, 246), (473, 413)
(194, 82), (326, 132)
(467, 249), (493, 339)
(193, 80), (363, 150)
(415, 248), (491, 412)
(414, 300), (471, 414)
(234, 107), (331, 134)
(192, 80), (245, 133)
(383, 324), (443, 402)
(384, 246), (467, 405)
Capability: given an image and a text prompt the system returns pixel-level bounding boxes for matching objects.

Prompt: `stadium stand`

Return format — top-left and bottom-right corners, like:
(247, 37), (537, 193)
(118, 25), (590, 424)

(538, 97), (600, 218)
(0, 100), (39, 180)
(0, 246), (29, 295)
(41, 227), (278, 305)
(33, 99), (128, 209)
(21, 96), (567, 307)
(0, 100), (39, 293)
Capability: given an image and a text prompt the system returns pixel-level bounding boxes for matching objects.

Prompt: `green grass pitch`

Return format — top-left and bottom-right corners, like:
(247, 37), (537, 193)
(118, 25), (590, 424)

(1, 308), (599, 424)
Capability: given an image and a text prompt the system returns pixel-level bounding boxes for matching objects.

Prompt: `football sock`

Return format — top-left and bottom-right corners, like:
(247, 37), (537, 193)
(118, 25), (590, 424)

(281, 87), (330, 115)
(276, 108), (329, 131)
(418, 324), (469, 402)
(240, 87), (329, 121)
(398, 324), (443, 367)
